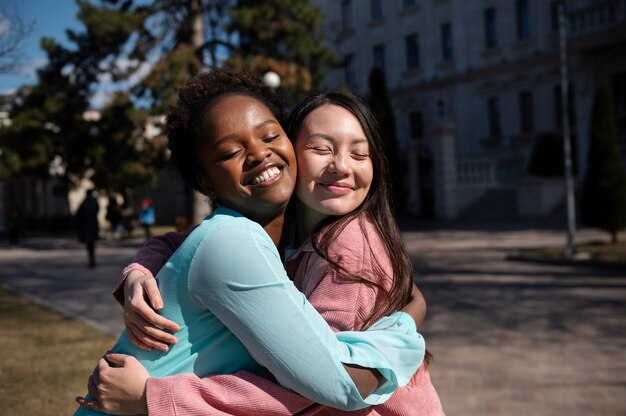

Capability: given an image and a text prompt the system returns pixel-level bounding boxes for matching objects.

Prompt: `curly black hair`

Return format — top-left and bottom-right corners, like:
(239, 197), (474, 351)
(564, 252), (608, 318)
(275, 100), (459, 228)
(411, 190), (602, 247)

(165, 67), (285, 195)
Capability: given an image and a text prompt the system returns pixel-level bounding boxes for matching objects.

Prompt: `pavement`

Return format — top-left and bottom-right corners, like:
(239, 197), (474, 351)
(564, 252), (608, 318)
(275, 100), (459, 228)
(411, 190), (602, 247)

(1, 224), (625, 415)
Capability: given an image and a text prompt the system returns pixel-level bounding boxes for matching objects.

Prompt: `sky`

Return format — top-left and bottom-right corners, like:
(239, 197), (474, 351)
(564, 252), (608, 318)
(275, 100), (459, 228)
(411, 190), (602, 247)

(0, 0), (81, 94)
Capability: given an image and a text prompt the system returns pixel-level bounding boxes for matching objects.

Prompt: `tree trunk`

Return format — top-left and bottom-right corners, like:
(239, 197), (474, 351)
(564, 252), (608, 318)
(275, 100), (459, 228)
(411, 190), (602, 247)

(189, 0), (211, 225)
(611, 230), (618, 244)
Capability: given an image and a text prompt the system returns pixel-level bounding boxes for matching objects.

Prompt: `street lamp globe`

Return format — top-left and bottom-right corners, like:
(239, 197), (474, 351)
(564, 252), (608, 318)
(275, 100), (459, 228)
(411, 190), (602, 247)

(262, 71), (281, 89)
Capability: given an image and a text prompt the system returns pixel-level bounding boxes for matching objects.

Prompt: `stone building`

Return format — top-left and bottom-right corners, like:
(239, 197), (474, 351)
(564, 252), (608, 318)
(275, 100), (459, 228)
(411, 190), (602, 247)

(311, 0), (626, 219)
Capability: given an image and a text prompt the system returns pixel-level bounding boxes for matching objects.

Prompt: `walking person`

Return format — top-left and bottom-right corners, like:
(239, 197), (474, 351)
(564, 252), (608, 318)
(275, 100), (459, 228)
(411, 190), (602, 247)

(138, 198), (155, 239)
(105, 197), (122, 239)
(76, 189), (99, 268)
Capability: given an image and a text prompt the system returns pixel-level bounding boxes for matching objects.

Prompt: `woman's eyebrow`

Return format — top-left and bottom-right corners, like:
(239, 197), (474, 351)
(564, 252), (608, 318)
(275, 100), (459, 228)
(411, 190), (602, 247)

(212, 119), (280, 148)
(254, 119), (280, 130)
(306, 133), (334, 142)
(306, 134), (368, 145)
(350, 138), (368, 145)
(212, 134), (237, 149)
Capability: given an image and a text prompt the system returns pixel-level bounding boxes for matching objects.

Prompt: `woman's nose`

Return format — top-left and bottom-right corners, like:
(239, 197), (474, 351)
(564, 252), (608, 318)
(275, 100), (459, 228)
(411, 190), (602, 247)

(329, 154), (350, 175)
(245, 141), (271, 166)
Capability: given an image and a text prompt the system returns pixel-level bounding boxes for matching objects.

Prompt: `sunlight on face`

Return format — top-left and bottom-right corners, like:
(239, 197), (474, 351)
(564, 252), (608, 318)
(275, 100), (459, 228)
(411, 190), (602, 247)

(197, 95), (296, 221)
(294, 104), (373, 221)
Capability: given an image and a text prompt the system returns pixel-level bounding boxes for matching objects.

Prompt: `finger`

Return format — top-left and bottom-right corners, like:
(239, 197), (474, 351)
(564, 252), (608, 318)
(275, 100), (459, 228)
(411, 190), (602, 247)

(76, 396), (101, 411)
(143, 278), (164, 310)
(128, 322), (169, 352)
(126, 324), (153, 351)
(105, 352), (132, 366)
(91, 365), (101, 387)
(137, 304), (179, 333)
(135, 315), (178, 345)
(128, 311), (177, 345)
(97, 357), (111, 372)
(128, 295), (179, 334)
(88, 375), (98, 398)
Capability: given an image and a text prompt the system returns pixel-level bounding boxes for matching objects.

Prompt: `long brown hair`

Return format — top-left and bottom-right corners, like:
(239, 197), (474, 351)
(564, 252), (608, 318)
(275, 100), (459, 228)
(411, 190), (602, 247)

(287, 90), (414, 330)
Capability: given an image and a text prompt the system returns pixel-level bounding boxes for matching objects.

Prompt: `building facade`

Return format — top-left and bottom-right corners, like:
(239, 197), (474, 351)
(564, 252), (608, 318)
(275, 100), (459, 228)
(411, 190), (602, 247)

(311, 0), (626, 219)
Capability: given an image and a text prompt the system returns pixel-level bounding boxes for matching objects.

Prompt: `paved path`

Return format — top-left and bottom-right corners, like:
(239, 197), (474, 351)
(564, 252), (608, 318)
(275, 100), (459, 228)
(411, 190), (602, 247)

(404, 225), (626, 416)
(1, 226), (625, 415)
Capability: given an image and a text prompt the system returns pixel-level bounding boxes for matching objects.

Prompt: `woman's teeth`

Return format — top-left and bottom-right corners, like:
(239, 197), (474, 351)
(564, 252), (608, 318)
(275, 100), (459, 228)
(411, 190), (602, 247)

(251, 167), (280, 184)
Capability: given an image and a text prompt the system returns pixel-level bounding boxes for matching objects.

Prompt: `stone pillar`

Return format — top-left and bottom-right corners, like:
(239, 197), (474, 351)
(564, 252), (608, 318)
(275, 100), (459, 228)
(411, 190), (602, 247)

(429, 121), (458, 220)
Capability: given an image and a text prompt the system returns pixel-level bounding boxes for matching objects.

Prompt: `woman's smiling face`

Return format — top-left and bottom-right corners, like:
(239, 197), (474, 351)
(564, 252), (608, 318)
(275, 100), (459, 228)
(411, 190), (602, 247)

(197, 94), (297, 222)
(294, 104), (373, 220)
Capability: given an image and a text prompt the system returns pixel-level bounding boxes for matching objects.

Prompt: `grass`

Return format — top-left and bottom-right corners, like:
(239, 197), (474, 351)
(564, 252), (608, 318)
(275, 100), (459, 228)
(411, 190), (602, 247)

(0, 287), (114, 415)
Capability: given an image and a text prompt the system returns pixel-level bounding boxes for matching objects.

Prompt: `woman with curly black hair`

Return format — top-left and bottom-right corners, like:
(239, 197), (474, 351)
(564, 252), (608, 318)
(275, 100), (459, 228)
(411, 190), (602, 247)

(75, 68), (426, 415)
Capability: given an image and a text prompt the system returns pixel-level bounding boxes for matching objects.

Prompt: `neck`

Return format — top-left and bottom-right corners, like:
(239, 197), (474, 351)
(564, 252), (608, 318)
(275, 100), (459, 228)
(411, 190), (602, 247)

(252, 210), (287, 247)
(295, 199), (328, 245)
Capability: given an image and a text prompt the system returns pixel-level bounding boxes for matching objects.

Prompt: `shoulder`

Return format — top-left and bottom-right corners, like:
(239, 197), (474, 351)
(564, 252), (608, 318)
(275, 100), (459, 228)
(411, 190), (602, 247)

(186, 207), (277, 267)
(327, 214), (385, 257)
(323, 214), (388, 273)
(188, 208), (281, 288)
(199, 207), (268, 241)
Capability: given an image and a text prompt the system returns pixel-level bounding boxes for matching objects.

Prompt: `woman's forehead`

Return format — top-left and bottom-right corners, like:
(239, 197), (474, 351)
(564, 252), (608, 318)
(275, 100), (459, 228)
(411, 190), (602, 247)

(202, 95), (278, 134)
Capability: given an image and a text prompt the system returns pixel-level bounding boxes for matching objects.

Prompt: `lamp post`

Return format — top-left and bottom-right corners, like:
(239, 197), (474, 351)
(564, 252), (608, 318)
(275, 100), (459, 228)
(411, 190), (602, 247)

(262, 71), (281, 90)
(555, 0), (577, 257)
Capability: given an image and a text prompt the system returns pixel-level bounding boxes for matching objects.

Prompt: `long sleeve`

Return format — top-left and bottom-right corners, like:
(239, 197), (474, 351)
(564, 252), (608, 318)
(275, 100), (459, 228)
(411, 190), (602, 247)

(147, 371), (318, 416)
(112, 229), (190, 304)
(144, 217), (425, 416)
(186, 219), (423, 411)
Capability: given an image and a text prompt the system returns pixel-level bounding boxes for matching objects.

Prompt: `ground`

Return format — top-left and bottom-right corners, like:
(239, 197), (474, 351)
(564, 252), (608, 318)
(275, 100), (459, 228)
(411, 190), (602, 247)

(0, 223), (625, 415)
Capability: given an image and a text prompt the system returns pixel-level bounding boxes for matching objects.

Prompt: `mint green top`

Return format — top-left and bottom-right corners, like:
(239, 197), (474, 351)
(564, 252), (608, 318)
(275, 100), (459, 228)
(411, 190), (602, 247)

(75, 207), (424, 415)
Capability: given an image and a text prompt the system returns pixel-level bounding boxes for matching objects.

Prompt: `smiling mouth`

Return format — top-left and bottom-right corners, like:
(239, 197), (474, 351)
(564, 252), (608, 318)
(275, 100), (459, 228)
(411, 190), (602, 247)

(249, 166), (282, 185)
(319, 183), (353, 194)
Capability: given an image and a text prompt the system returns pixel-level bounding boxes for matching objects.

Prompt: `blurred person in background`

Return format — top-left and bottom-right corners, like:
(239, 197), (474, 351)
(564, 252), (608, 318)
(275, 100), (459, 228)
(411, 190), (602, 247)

(76, 189), (99, 268)
(105, 197), (123, 239)
(138, 198), (155, 239)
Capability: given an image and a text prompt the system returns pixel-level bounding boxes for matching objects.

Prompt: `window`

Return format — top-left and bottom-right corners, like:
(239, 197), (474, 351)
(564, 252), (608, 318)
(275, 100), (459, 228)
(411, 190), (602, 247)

(373, 44), (385, 73)
(341, 0), (352, 32)
(484, 7), (497, 48)
(516, 0), (530, 40)
(409, 112), (424, 140)
(370, 0), (383, 20)
(405, 33), (420, 70)
(441, 23), (453, 60)
(404, 0), (417, 8)
(519, 91), (534, 134)
(488, 96), (502, 137)
(612, 71), (626, 143)
(344, 54), (356, 87)
(551, 1), (561, 33)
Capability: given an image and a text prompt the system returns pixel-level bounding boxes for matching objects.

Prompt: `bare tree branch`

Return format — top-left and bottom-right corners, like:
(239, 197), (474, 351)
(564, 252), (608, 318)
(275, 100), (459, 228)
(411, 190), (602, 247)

(0, 7), (36, 74)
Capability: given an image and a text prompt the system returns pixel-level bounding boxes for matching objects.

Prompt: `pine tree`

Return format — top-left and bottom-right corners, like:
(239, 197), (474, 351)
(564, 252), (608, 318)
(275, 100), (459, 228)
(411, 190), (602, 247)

(1, 35), (164, 196)
(580, 87), (626, 243)
(2, 0), (336, 222)
(227, 0), (336, 105)
(367, 68), (406, 215)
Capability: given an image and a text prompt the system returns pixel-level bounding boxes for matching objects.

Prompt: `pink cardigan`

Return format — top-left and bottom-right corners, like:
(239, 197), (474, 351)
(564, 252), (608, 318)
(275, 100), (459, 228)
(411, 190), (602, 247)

(115, 215), (444, 415)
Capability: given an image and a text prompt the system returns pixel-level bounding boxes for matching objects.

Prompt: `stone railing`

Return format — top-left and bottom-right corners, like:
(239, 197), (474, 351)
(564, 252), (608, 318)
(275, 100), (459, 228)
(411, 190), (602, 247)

(456, 157), (498, 186)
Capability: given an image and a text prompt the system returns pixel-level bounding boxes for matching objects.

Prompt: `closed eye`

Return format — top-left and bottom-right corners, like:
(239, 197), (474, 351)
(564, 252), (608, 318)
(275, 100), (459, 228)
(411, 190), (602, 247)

(351, 152), (369, 160)
(262, 134), (280, 143)
(310, 146), (333, 154)
(219, 149), (241, 161)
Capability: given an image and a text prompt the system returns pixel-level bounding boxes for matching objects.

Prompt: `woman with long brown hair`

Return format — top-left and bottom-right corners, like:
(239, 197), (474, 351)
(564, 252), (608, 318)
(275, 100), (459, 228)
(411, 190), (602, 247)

(78, 86), (440, 415)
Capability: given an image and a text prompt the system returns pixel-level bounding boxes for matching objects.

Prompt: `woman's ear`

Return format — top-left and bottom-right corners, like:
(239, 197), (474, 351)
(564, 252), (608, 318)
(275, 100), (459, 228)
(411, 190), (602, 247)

(197, 175), (215, 198)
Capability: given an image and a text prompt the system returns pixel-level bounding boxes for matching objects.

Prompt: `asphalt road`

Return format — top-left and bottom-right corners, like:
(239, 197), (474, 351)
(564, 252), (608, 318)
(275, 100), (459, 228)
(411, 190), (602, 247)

(1, 225), (624, 415)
